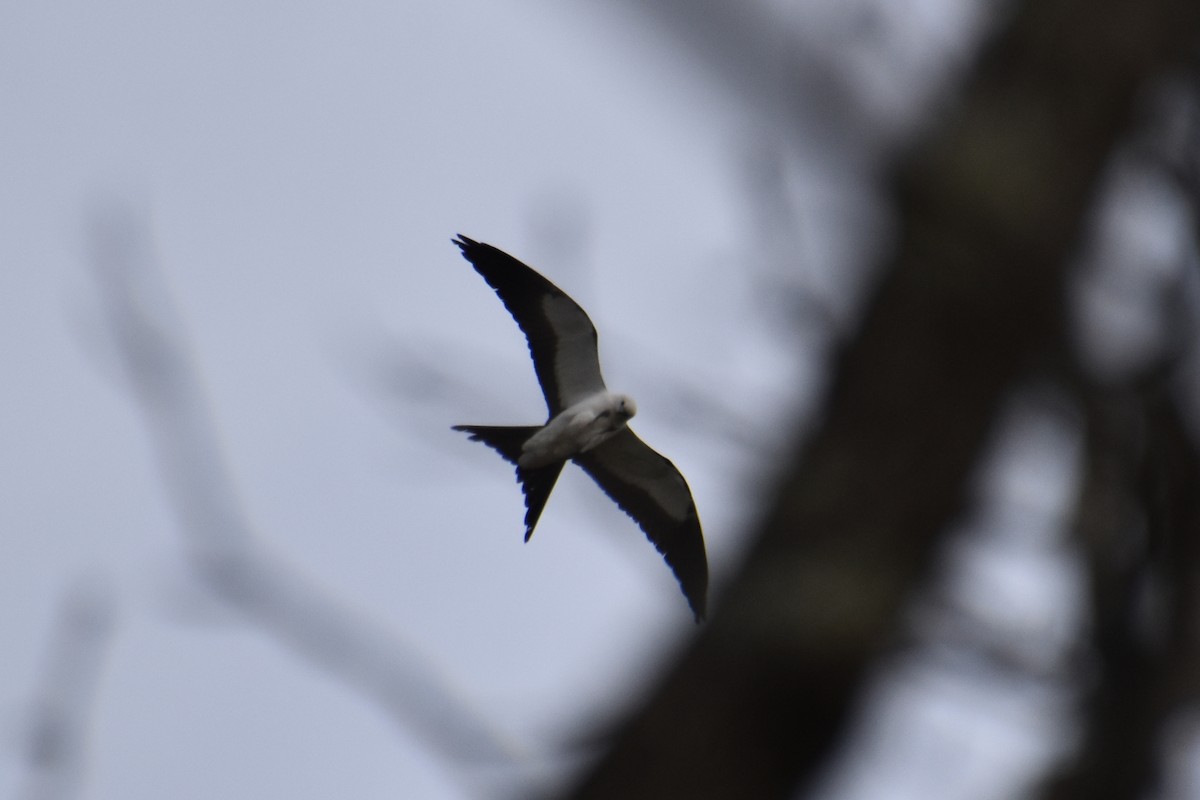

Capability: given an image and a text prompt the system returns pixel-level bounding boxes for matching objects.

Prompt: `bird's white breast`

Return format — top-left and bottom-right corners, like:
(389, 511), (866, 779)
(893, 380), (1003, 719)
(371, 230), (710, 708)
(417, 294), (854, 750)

(518, 391), (632, 468)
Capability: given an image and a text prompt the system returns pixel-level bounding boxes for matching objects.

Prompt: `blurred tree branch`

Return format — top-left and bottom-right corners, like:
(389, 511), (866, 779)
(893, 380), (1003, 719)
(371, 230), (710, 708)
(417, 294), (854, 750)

(603, 0), (963, 154)
(1041, 377), (1200, 800)
(87, 208), (522, 776)
(562, 0), (1200, 797)
(1041, 54), (1200, 800)
(17, 580), (115, 800)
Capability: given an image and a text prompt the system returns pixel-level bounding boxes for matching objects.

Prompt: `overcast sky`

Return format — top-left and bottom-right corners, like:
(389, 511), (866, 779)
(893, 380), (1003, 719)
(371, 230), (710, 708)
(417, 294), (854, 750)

(7, 2), (1178, 799)
(1, 2), (808, 797)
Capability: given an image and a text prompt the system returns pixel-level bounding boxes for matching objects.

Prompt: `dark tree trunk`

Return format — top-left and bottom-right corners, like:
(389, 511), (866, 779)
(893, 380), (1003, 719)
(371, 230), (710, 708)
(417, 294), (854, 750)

(562, 0), (1200, 797)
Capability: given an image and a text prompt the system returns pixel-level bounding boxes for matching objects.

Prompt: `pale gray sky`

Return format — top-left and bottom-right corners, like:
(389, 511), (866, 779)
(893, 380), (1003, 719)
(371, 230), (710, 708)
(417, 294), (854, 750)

(2, 2), (786, 797)
(6, 2), (1181, 799)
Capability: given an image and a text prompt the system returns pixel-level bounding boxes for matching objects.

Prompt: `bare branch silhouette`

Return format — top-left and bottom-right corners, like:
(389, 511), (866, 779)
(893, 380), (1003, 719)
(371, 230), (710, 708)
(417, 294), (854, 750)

(87, 205), (525, 776)
(560, 0), (1200, 797)
(1039, 191), (1200, 796)
(1039, 378), (1200, 800)
(17, 578), (116, 800)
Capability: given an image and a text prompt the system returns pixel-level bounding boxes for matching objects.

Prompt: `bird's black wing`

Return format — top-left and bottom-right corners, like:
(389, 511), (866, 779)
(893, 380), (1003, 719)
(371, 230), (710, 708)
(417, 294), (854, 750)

(454, 235), (606, 416)
(573, 428), (708, 621)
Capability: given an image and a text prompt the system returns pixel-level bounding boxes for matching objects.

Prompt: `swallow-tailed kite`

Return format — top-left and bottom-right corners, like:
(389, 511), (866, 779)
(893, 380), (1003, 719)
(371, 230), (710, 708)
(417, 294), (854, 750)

(450, 235), (708, 621)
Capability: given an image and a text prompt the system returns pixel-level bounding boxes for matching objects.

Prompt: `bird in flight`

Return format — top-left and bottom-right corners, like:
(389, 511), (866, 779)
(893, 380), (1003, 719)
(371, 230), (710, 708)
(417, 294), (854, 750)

(450, 234), (708, 621)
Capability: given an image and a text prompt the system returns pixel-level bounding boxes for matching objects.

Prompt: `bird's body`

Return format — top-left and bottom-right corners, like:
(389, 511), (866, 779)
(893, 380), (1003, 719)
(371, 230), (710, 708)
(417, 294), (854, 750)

(519, 391), (635, 468)
(450, 234), (708, 621)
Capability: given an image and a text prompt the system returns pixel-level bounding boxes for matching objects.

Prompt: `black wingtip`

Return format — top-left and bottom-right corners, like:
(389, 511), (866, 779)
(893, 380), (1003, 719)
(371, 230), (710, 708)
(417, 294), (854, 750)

(450, 424), (481, 442)
(452, 233), (479, 255)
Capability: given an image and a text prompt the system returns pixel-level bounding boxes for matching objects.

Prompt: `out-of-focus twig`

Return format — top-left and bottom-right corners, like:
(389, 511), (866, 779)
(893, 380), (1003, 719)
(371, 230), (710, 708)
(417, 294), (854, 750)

(87, 206), (523, 772)
(1038, 374), (1200, 800)
(1038, 216), (1200, 797)
(17, 578), (116, 800)
(1151, 59), (1200, 256)
(601, 0), (981, 156)
(560, 0), (1200, 797)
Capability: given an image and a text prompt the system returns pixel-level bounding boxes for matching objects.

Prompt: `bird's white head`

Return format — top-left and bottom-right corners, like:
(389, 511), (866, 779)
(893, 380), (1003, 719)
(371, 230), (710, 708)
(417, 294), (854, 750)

(614, 393), (637, 421)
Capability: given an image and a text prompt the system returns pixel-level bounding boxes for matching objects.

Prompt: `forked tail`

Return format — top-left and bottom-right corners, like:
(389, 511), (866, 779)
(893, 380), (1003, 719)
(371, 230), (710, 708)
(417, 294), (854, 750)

(452, 424), (563, 541)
